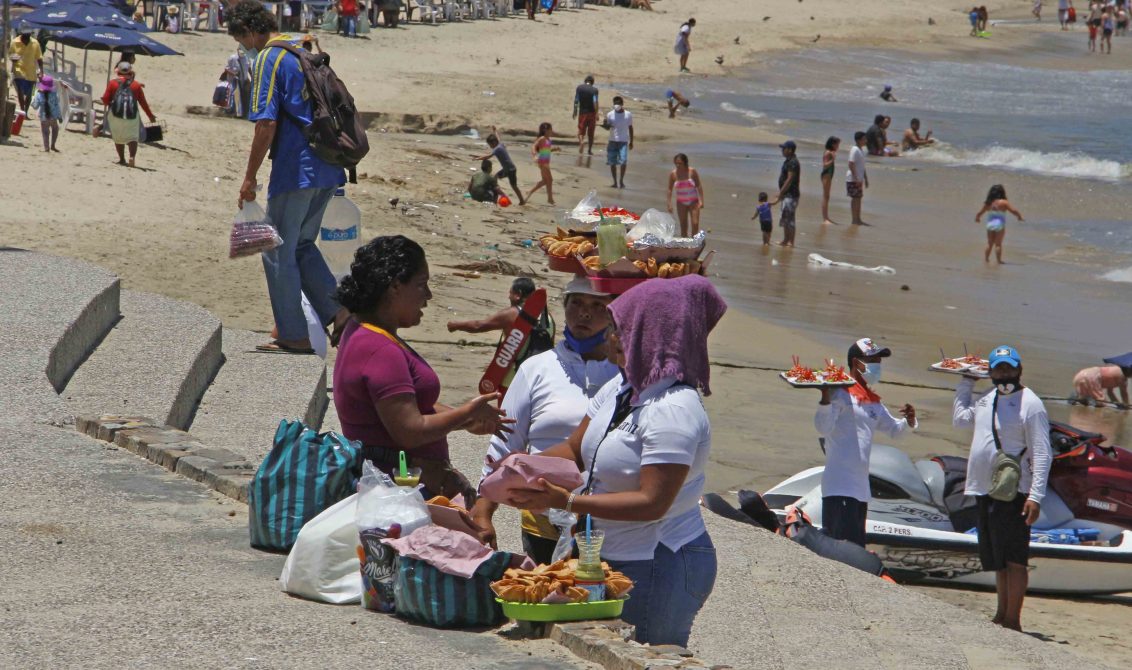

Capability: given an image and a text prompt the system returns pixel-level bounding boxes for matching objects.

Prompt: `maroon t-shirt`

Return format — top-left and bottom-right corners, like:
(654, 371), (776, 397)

(333, 320), (448, 462)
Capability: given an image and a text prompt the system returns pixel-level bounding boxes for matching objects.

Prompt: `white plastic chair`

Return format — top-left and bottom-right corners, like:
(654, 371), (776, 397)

(472, 0), (493, 18)
(442, 0), (463, 21)
(414, 0), (440, 22)
(59, 80), (95, 135)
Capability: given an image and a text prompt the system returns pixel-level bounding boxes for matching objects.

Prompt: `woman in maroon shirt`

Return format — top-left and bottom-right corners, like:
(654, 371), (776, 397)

(334, 235), (512, 503)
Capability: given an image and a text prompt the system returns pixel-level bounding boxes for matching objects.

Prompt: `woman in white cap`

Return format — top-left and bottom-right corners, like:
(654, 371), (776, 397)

(471, 276), (619, 563)
(100, 61), (157, 168)
(814, 337), (917, 546)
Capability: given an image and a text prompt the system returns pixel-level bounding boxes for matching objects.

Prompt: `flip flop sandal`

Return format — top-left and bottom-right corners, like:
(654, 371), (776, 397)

(255, 342), (316, 355)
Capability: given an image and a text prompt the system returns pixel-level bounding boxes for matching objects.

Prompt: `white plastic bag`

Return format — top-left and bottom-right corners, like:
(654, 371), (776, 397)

(279, 493), (362, 604)
(569, 189), (602, 220)
(355, 462), (431, 612)
(627, 208), (677, 242)
(229, 200), (281, 258)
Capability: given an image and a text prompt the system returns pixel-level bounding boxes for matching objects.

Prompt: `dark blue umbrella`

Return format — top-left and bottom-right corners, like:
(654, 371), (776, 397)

(16, 3), (148, 32)
(51, 26), (179, 55)
(13, 0), (125, 8)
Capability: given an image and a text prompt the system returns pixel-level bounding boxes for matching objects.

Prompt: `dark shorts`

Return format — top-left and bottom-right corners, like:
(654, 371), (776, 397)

(822, 495), (869, 547)
(521, 531), (558, 565)
(976, 493), (1030, 570)
(759, 219), (773, 234)
(496, 166), (518, 181)
(577, 112), (596, 134)
(846, 181), (864, 199)
(14, 78), (34, 96)
(1090, 18), (1102, 27)
(1104, 28), (1113, 37)
(779, 197), (798, 228)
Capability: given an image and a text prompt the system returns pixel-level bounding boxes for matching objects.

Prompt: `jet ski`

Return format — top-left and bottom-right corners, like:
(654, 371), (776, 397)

(763, 422), (1132, 595)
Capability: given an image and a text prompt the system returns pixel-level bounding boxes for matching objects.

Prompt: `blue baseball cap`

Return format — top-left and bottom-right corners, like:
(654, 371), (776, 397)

(779, 140), (797, 150)
(989, 345), (1021, 368)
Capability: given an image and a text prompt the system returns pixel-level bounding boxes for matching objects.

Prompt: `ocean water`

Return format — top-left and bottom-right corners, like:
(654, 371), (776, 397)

(625, 45), (1132, 183)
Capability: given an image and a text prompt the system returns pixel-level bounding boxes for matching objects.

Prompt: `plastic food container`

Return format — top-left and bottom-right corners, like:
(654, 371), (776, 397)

(496, 597), (627, 622)
(587, 276), (648, 295)
(547, 253), (585, 274)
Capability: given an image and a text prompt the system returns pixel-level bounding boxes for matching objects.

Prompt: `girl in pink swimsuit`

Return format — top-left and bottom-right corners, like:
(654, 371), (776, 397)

(666, 153), (705, 236)
(526, 122), (558, 205)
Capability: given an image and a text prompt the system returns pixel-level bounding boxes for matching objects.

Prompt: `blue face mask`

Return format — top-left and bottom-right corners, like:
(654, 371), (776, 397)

(563, 327), (606, 355)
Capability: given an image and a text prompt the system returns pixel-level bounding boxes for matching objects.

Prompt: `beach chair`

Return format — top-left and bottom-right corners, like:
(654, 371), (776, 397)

(470, 0), (493, 19)
(59, 80), (96, 135)
(413, 0), (440, 22)
(442, 0), (464, 21)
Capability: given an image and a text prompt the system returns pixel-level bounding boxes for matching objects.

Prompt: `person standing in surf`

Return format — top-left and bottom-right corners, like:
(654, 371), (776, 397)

(820, 136), (840, 226)
(975, 184), (1024, 264)
(666, 153), (705, 237)
(774, 140), (801, 246)
(674, 18), (695, 73)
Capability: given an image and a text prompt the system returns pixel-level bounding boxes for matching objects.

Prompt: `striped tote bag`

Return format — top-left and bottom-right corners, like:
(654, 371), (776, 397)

(249, 420), (363, 551)
(392, 552), (515, 628)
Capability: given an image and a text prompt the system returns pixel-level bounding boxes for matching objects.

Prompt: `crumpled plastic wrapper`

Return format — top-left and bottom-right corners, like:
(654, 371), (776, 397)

(630, 231), (706, 251)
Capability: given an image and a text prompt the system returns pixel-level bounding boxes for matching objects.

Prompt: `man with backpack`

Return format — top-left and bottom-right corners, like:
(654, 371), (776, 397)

(99, 62), (156, 168)
(228, 1), (367, 354)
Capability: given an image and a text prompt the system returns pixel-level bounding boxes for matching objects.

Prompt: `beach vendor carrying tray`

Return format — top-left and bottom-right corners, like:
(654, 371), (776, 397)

(779, 357), (858, 389)
(929, 352), (990, 379)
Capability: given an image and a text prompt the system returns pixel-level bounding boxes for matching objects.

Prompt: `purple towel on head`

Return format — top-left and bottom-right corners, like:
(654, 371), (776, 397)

(609, 275), (727, 403)
(479, 453), (584, 513)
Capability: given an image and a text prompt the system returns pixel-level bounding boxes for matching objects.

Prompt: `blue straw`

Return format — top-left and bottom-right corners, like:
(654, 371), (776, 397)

(585, 515), (592, 543)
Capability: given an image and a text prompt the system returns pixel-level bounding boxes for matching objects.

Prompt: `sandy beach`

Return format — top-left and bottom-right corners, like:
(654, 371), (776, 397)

(3, 0), (1131, 666)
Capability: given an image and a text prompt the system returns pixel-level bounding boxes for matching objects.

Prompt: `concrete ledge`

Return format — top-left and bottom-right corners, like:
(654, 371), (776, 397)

(77, 415), (254, 503)
(47, 278), (121, 393)
(548, 622), (725, 670)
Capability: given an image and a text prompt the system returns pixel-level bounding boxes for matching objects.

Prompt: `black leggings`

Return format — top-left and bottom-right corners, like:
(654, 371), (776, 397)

(497, 167), (520, 195)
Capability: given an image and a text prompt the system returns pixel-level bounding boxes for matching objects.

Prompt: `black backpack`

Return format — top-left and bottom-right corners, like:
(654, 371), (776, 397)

(110, 78), (138, 120)
(518, 309), (555, 364)
(267, 42), (370, 182)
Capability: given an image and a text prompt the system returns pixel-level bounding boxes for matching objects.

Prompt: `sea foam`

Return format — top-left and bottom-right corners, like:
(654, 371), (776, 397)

(720, 102), (765, 120)
(1101, 267), (1132, 283)
(916, 144), (1130, 182)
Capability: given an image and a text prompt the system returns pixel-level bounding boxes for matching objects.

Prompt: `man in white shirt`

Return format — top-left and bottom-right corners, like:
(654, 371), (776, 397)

(604, 96), (634, 189)
(814, 338), (917, 546)
(846, 131), (869, 226)
(953, 345), (1051, 632)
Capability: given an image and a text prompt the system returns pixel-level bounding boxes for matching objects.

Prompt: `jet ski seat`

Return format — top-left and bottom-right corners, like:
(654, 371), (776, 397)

(868, 445), (934, 506)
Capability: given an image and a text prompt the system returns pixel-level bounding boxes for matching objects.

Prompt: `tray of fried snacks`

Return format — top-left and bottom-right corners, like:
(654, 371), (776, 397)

(490, 559), (632, 622)
(540, 227), (597, 273)
(929, 352), (989, 378)
(780, 356), (857, 388)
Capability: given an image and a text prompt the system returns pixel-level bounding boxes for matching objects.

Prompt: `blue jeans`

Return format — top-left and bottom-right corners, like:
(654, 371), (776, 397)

(606, 531), (716, 647)
(343, 15), (358, 36)
(264, 186), (339, 342)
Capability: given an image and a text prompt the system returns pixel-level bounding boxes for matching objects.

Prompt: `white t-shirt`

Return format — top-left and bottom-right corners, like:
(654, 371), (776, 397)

(814, 386), (913, 502)
(580, 376), (711, 561)
(481, 342), (621, 477)
(953, 379), (1052, 502)
(846, 145), (867, 183)
(606, 110), (633, 143)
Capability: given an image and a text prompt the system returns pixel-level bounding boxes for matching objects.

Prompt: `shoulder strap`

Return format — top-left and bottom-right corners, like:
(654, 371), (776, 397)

(990, 391), (1028, 457)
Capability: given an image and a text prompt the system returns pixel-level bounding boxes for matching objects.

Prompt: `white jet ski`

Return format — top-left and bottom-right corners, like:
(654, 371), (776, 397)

(763, 422), (1132, 595)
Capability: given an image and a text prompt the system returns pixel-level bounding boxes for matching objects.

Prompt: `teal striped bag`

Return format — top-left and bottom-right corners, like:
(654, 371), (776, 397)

(392, 552), (515, 628)
(248, 420), (363, 551)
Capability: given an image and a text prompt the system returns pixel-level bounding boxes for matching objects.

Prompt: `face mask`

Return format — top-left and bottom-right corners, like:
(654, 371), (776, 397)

(995, 376), (1022, 395)
(860, 363), (882, 386)
(563, 327), (606, 355)
(614, 105), (624, 112)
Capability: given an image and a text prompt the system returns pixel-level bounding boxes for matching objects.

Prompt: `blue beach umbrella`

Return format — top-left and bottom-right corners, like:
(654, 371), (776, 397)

(16, 3), (148, 32)
(49, 26), (180, 86)
(12, 0), (125, 8)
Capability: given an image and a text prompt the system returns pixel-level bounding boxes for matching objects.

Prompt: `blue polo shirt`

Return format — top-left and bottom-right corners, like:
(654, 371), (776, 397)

(249, 36), (344, 199)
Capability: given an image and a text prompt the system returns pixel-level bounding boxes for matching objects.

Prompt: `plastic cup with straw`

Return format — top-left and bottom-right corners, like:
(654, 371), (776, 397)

(393, 450), (421, 487)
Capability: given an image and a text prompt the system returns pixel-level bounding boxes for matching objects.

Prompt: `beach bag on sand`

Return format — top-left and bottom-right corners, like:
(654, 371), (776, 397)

(392, 551), (515, 628)
(248, 420), (363, 551)
(279, 493), (362, 604)
(266, 42), (369, 182)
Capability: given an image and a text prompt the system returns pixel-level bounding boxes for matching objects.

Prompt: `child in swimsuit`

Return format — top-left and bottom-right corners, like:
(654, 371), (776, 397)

(751, 191), (775, 246)
(820, 136), (840, 225)
(526, 122), (558, 205)
(666, 152), (705, 237)
(975, 184), (1024, 264)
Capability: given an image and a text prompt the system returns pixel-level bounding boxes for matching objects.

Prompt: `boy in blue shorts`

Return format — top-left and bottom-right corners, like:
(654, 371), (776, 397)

(751, 191), (775, 246)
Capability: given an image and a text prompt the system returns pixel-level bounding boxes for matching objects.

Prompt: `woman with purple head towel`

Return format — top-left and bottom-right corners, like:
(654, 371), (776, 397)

(509, 275), (726, 647)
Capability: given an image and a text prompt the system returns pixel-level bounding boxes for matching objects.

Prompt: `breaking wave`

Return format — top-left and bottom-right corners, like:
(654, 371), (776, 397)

(915, 144), (1130, 181)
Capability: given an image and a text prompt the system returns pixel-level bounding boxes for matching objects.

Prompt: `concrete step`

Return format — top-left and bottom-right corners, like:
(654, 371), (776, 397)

(188, 328), (328, 464)
(0, 250), (120, 425)
(61, 290), (222, 430)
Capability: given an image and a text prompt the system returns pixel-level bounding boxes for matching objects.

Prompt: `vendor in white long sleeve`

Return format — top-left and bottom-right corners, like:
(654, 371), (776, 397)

(471, 277), (619, 563)
(814, 337), (917, 546)
(953, 344), (1051, 632)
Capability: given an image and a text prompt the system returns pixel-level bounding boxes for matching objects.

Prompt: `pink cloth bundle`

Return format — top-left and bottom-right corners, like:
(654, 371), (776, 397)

(381, 526), (535, 579)
(479, 453), (584, 513)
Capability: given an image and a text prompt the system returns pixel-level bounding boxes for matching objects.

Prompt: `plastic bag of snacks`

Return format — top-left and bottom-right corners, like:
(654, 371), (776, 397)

(229, 200), (282, 258)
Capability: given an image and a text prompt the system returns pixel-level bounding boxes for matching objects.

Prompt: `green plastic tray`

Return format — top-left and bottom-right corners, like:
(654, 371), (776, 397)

(496, 597), (626, 622)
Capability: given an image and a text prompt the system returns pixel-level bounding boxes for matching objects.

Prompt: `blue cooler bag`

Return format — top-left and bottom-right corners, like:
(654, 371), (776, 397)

(393, 552), (515, 627)
(249, 420), (363, 551)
